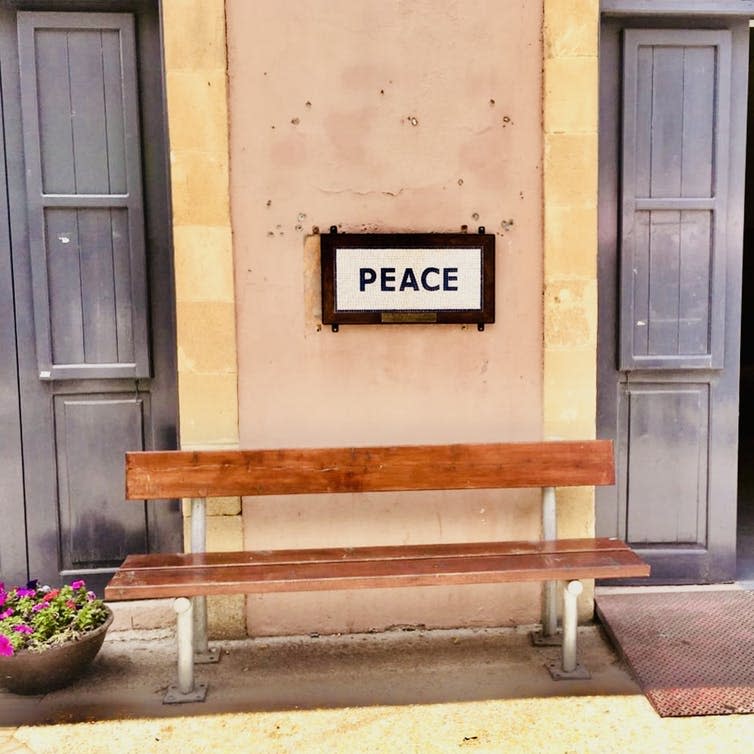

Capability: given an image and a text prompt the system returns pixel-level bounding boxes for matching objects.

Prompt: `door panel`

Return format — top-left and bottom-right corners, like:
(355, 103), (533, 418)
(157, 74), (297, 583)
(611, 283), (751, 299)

(54, 394), (149, 573)
(620, 30), (730, 371)
(43, 207), (138, 368)
(619, 382), (709, 544)
(17, 12), (149, 381)
(598, 18), (748, 583)
(627, 209), (714, 359)
(0, 2), (180, 594)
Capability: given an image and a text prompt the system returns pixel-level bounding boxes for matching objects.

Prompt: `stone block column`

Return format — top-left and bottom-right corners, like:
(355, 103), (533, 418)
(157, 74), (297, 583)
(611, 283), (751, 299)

(161, 0), (244, 637)
(543, 0), (600, 617)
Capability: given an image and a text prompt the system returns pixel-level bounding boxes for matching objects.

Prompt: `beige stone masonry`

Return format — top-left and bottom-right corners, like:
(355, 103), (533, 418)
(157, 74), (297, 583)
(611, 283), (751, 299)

(162, 0), (238, 450)
(181, 497), (242, 518)
(163, 71), (230, 153)
(544, 0), (599, 59)
(183, 514), (243, 554)
(162, 0), (242, 635)
(543, 0), (599, 445)
(544, 206), (598, 279)
(544, 58), (598, 135)
(543, 0), (599, 617)
(162, 0), (227, 72)
(172, 226), (234, 304)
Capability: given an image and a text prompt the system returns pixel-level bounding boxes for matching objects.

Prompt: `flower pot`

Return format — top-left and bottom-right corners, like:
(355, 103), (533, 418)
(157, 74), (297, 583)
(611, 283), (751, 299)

(0, 606), (113, 695)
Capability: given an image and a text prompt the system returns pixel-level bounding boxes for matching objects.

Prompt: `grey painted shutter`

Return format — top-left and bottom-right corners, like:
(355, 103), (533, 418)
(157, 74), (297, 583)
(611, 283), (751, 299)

(620, 29), (731, 370)
(17, 12), (149, 380)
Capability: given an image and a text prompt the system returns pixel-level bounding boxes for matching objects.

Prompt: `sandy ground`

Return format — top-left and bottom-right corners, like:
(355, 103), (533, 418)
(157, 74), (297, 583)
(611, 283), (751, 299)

(2, 624), (754, 753)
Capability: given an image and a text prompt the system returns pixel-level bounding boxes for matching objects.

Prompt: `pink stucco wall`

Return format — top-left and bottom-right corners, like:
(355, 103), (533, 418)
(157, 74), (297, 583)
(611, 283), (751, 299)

(227, 0), (544, 634)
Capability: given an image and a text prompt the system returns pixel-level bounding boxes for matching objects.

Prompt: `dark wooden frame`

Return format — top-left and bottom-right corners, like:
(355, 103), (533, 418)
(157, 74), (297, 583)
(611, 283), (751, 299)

(321, 232), (495, 328)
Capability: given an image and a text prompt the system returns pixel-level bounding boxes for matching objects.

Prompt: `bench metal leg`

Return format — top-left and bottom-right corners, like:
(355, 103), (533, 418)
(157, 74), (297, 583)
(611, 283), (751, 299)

(546, 580), (590, 680)
(190, 498), (220, 665)
(193, 595), (220, 664)
(164, 597), (208, 703)
(531, 487), (562, 647)
(531, 580), (562, 646)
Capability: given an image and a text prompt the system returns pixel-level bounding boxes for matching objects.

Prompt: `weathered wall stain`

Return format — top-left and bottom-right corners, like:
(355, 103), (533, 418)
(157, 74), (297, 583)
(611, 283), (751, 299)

(226, 0), (544, 635)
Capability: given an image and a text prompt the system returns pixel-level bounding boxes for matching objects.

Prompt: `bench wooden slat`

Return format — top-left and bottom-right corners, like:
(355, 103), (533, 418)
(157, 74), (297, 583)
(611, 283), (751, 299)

(104, 538), (649, 600)
(125, 440), (615, 500)
(113, 537), (635, 571)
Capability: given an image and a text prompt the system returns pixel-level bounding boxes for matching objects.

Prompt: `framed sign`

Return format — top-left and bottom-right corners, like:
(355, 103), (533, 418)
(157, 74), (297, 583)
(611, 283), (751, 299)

(321, 231), (495, 329)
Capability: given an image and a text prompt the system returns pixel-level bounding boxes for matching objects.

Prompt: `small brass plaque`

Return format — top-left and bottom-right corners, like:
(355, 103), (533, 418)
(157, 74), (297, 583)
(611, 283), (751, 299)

(381, 312), (438, 324)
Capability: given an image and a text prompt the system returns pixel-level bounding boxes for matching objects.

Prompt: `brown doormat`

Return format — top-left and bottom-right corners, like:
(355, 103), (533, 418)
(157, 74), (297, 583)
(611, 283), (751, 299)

(596, 590), (754, 717)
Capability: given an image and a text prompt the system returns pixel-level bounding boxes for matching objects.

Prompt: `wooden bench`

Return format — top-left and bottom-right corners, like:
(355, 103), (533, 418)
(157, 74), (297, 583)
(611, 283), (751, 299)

(105, 440), (649, 703)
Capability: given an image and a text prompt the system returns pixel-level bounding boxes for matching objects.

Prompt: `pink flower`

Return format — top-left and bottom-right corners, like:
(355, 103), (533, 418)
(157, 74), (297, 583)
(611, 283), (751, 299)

(0, 635), (13, 656)
(13, 624), (33, 634)
(0, 608), (13, 620)
(71, 580), (86, 590)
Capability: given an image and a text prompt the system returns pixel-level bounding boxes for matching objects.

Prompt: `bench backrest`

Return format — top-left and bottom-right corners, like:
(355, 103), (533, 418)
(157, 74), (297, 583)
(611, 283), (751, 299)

(125, 440), (614, 500)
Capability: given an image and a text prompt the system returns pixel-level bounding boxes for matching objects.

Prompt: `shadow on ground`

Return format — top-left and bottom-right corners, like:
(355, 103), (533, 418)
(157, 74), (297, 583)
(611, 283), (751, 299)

(0, 624), (638, 726)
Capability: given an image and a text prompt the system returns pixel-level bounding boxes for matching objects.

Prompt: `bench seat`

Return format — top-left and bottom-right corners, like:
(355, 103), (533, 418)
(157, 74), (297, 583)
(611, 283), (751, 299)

(105, 538), (647, 600)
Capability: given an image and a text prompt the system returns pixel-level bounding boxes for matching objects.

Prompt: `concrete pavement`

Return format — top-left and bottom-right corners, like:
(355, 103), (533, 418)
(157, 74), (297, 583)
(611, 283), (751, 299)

(1, 619), (754, 753)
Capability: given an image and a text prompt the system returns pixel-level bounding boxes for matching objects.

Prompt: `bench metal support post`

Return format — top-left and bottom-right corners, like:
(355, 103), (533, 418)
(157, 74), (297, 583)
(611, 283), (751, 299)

(531, 486), (561, 646)
(164, 597), (208, 703)
(190, 496), (207, 551)
(191, 497), (220, 665)
(541, 486), (558, 635)
(561, 579), (581, 671)
(546, 580), (590, 680)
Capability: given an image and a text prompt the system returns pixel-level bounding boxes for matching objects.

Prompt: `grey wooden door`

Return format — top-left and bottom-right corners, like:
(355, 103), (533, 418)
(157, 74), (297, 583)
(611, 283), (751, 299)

(0, 4), (181, 593)
(598, 19), (749, 583)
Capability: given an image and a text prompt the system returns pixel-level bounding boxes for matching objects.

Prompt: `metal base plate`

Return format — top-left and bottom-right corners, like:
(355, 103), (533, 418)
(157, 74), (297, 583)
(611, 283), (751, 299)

(530, 629), (562, 646)
(163, 682), (208, 704)
(194, 647), (221, 664)
(546, 662), (591, 681)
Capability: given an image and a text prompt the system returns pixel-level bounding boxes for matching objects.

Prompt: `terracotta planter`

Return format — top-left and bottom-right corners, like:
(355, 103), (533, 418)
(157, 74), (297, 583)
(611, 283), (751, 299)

(0, 606), (113, 695)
